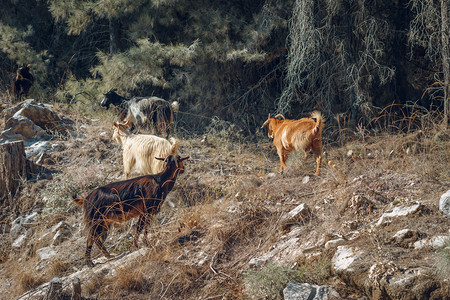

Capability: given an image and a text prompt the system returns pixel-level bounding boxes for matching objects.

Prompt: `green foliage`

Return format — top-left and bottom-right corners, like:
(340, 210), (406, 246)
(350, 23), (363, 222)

(205, 116), (244, 147)
(242, 259), (331, 300)
(434, 240), (450, 281)
(92, 39), (199, 91)
(41, 166), (109, 216)
(279, 0), (395, 120)
(243, 262), (305, 300)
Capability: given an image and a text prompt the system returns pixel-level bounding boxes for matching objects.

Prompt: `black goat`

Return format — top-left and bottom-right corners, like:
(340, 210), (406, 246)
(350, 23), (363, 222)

(73, 155), (188, 267)
(100, 89), (179, 137)
(13, 64), (34, 100)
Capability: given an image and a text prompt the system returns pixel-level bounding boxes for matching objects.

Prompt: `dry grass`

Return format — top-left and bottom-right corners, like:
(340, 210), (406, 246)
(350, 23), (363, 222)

(11, 268), (46, 296)
(1, 102), (449, 299)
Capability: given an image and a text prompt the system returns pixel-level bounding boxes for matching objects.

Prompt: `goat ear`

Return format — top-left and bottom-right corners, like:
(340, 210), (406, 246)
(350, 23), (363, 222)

(180, 156), (190, 161)
(155, 157), (165, 161)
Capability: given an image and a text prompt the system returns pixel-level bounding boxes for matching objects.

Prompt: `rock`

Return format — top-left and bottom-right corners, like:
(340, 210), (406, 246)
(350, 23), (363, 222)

(382, 267), (441, 300)
(439, 190), (450, 217)
(37, 246), (57, 260)
(267, 172), (276, 178)
(414, 236), (450, 250)
(50, 222), (73, 246)
(0, 116), (46, 143)
(10, 213), (36, 239)
(4, 99), (73, 132)
(12, 234), (27, 249)
(248, 257), (268, 268)
(1, 99), (74, 145)
(376, 204), (422, 226)
(25, 141), (50, 158)
(391, 229), (418, 247)
(283, 281), (341, 300)
(332, 246), (362, 273)
(10, 216), (25, 239)
(325, 238), (346, 249)
(36, 152), (55, 165)
(51, 221), (71, 233)
(302, 176), (310, 184)
(46, 277), (63, 300)
(280, 203), (311, 230)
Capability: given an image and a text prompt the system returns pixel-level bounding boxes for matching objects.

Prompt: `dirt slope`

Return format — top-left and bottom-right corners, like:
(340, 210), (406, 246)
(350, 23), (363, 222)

(0, 106), (449, 299)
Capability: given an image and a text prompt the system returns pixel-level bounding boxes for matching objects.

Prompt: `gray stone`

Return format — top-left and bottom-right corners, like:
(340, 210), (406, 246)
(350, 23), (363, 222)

(414, 236), (450, 250)
(25, 141), (50, 158)
(332, 246), (362, 273)
(325, 238), (347, 249)
(248, 257), (268, 268)
(283, 281), (341, 300)
(37, 246), (57, 260)
(281, 203), (311, 230)
(12, 234), (27, 249)
(439, 190), (450, 217)
(1, 99), (74, 145)
(10, 216), (25, 239)
(376, 204), (422, 226)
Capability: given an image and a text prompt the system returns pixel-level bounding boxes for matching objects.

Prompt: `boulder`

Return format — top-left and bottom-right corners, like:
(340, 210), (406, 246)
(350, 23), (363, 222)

(1, 116), (46, 143)
(283, 281), (340, 300)
(1, 99), (73, 145)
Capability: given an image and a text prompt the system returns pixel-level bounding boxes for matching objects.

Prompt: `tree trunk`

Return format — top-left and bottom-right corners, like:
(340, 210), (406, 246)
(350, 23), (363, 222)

(0, 141), (28, 204)
(109, 17), (122, 55)
(441, 0), (449, 127)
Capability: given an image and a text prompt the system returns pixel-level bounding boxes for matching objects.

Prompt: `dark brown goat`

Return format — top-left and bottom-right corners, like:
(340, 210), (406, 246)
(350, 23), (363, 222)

(73, 155), (188, 267)
(13, 64), (34, 100)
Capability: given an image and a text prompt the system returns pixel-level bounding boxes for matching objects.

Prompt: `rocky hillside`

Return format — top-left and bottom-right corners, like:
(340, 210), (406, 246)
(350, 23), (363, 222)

(0, 99), (449, 299)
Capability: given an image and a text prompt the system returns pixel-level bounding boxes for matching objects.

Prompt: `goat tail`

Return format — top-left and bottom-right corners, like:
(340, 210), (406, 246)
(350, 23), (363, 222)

(171, 101), (180, 112)
(72, 194), (85, 207)
(311, 111), (324, 135)
(168, 137), (179, 155)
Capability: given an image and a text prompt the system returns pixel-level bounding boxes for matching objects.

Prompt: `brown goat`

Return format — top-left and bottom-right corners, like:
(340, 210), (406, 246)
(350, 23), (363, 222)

(13, 64), (34, 100)
(261, 111), (324, 175)
(73, 155), (188, 267)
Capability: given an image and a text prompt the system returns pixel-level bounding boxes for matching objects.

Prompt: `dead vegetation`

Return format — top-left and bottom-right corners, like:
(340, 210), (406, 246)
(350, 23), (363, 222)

(0, 103), (449, 299)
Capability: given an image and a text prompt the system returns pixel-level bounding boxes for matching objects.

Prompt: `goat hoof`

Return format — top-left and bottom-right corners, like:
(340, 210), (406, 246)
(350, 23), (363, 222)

(86, 260), (95, 268)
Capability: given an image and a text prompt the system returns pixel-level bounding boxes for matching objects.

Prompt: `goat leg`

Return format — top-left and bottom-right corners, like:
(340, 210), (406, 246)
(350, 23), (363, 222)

(85, 238), (95, 267)
(314, 154), (322, 175)
(142, 214), (151, 246)
(134, 215), (146, 248)
(277, 148), (288, 173)
(95, 229), (113, 259)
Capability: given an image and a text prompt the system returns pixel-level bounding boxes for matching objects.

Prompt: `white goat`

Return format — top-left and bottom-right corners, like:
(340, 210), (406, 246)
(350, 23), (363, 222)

(112, 121), (179, 178)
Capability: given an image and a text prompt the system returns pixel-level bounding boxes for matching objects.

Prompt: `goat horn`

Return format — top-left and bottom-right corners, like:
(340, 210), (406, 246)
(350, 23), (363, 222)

(274, 114), (285, 119)
(261, 119), (270, 128)
(121, 120), (132, 129)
